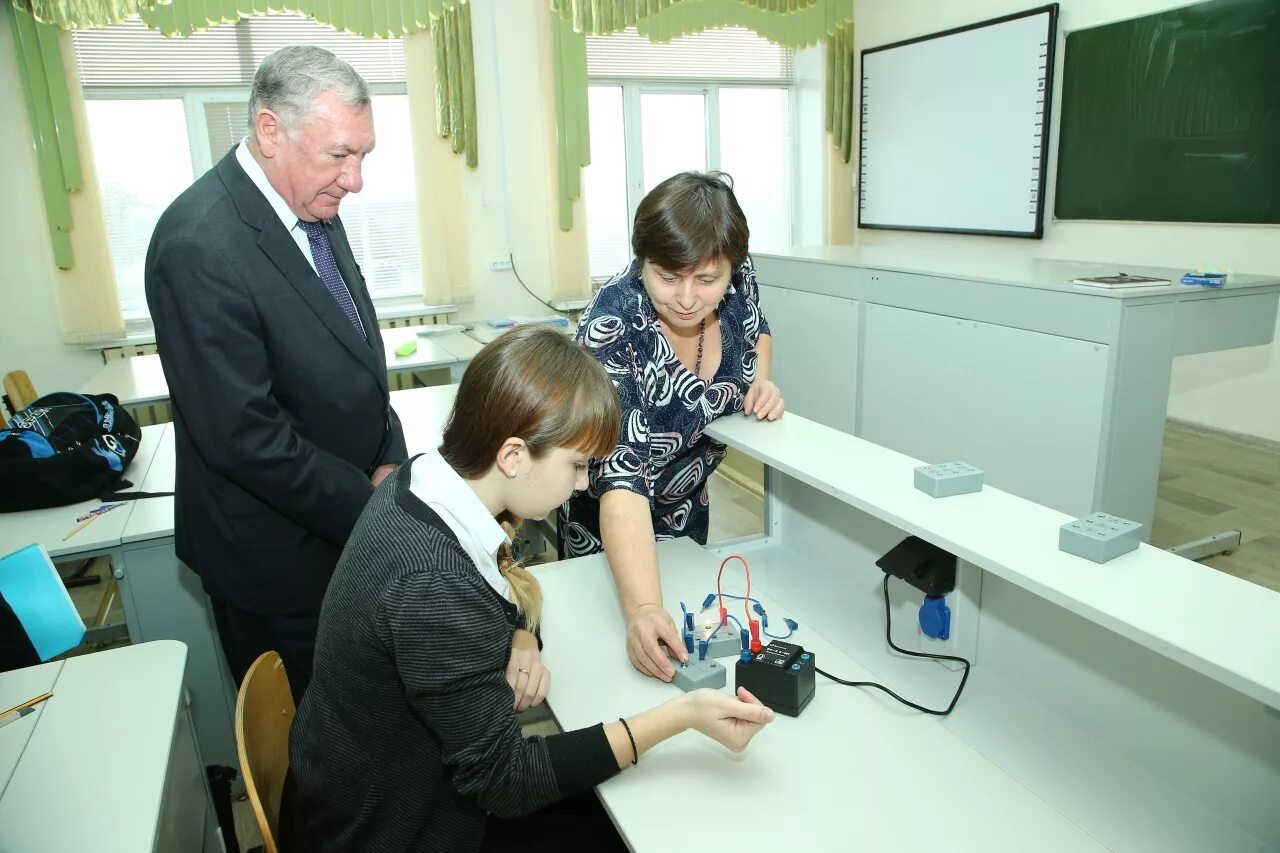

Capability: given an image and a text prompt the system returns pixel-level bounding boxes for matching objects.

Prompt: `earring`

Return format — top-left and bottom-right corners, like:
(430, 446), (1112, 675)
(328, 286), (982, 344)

(506, 469), (517, 479)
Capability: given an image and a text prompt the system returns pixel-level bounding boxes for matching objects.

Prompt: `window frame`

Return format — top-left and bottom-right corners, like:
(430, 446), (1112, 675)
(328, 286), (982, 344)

(82, 82), (416, 322)
(589, 77), (798, 263)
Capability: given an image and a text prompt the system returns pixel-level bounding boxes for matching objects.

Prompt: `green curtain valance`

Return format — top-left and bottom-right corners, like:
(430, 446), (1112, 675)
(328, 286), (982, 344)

(550, 0), (853, 230)
(9, 0), (476, 270)
(14, 0), (471, 36)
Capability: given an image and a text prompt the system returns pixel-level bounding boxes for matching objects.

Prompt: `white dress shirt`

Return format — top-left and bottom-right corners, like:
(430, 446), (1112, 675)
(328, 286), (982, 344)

(236, 138), (319, 274)
(409, 451), (511, 600)
(236, 138), (367, 338)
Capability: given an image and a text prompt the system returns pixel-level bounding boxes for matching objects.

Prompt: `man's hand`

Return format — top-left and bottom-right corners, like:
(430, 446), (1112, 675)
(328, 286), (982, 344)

(626, 603), (687, 681)
(371, 463), (398, 487)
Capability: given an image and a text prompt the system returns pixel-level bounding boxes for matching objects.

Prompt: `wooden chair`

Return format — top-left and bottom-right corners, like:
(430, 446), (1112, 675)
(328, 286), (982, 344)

(235, 651), (296, 853)
(2, 369), (37, 417)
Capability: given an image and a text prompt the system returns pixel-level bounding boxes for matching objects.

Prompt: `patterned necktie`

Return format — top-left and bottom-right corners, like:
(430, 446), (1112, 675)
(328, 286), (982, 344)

(296, 219), (366, 339)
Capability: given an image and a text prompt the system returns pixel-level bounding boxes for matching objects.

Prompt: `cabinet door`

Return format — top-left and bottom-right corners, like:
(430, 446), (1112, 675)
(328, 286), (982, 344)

(860, 303), (1108, 516)
(759, 285), (858, 435)
(116, 543), (238, 770)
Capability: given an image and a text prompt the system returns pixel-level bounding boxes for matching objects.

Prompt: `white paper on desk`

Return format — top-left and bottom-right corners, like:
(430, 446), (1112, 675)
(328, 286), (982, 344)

(415, 324), (468, 336)
(0, 543), (86, 660)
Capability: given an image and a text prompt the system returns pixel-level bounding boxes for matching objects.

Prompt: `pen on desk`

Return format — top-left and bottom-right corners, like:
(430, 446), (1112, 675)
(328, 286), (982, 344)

(0, 707), (34, 729)
(75, 503), (123, 524)
(0, 691), (53, 722)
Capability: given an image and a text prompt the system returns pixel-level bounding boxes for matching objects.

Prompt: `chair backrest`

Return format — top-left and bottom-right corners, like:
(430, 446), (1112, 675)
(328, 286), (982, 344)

(235, 651), (295, 853)
(2, 371), (37, 417)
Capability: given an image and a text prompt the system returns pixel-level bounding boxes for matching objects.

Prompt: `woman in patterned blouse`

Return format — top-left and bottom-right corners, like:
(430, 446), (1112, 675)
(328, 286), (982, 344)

(558, 171), (785, 682)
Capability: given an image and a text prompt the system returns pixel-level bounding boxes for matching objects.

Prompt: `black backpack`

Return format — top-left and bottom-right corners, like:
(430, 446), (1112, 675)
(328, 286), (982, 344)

(0, 392), (145, 512)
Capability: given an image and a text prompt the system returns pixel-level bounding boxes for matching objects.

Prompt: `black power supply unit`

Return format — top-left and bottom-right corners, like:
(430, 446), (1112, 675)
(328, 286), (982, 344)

(735, 640), (816, 717)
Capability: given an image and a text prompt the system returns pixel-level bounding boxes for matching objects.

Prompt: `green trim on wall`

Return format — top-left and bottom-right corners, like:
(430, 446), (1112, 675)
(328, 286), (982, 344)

(7, 3), (77, 268)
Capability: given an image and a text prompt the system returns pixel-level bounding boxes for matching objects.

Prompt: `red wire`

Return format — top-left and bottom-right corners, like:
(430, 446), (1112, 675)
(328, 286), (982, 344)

(717, 554), (752, 624)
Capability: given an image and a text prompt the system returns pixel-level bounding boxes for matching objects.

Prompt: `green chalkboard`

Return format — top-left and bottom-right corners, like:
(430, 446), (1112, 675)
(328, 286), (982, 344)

(1055, 0), (1280, 224)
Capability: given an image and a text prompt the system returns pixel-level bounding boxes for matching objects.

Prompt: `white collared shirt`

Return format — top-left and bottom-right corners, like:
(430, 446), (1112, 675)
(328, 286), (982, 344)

(235, 137), (319, 275)
(409, 451), (511, 600)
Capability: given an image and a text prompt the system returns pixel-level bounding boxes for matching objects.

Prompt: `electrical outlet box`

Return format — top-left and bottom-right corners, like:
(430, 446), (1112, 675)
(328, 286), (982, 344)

(914, 462), (984, 498)
(1059, 512), (1143, 563)
(671, 657), (727, 692)
(489, 259), (513, 271)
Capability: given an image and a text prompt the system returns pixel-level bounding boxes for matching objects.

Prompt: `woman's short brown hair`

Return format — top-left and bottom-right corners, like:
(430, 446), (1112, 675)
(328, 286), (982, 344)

(631, 171), (749, 271)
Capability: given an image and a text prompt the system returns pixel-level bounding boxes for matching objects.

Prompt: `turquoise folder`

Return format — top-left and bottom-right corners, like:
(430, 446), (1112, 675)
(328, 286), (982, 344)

(0, 544), (86, 660)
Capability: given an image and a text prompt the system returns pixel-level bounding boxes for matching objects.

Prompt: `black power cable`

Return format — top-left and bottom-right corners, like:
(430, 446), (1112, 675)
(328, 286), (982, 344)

(817, 575), (971, 716)
(508, 253), (575, 316)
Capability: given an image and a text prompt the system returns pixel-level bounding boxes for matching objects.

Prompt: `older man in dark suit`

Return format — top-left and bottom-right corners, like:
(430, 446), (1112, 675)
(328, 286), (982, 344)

(145, 45), (406, 702)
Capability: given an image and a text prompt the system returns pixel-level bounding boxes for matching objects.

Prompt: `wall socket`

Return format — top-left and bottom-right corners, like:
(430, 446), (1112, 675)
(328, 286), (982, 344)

(489, 259), (514, 271)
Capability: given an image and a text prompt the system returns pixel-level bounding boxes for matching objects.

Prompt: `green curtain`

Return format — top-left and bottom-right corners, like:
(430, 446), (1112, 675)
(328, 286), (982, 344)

(8, 0), (477, 269)
(549, 0), (854, 230)
(6, 3), (81, 268)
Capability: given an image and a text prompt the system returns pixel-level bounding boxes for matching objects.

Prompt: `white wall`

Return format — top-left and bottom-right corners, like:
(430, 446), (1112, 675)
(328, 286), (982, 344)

(854, 0), (1280, 443)
(0, 11), (103, 398)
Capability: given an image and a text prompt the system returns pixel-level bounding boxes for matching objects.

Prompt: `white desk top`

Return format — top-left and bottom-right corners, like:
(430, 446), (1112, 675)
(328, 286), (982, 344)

(81, 329), (475, 407)
(79, 353), (169, 407)
(754, 245), (1280, 298)
(390, 384), (459, 456)
(706, 412), (1280, 710)
(536, 538), (1105, 851)
(0, 641), (188, 851)
(0, 424), (166, 560)
(428, 330), (485, 360)
(122, 423), (176, 544)
(381, 328), (461, 373)
(466, 322), (574, 345)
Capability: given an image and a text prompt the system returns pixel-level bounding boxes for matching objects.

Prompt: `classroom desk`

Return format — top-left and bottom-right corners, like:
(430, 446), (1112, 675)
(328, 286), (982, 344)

(0, 423), (165, 561)
(0, 641), (220, 852)
(536, 538), (1106, 852)
(466, 321), (574, 345)
(80, 328), (475, 407)
(752, 246), (1280, 539)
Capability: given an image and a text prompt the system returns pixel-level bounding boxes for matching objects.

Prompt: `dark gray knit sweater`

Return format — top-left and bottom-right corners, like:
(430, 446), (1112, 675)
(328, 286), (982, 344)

(281, 461), (618, 852)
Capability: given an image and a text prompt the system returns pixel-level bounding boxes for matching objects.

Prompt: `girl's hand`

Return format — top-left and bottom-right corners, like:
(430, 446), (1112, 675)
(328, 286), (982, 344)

(506, 629), (550, 712)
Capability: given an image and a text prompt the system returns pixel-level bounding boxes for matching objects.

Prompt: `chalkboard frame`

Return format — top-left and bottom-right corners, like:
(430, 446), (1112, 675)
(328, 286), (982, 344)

(857, 4), (1059, 239)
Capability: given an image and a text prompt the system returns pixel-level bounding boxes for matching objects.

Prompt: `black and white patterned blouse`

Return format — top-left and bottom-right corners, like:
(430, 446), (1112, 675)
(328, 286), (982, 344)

(557, 256), (771, 557)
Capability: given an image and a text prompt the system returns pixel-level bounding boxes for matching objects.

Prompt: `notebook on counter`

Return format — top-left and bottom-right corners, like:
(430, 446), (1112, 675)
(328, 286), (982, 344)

(1071, 274), (1171, 288)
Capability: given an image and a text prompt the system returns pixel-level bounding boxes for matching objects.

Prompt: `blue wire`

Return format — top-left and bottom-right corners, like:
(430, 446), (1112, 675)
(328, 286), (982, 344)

(763, 626), (794, 640)
(715, 593), (765, 610)
(725, 614), (745, 633)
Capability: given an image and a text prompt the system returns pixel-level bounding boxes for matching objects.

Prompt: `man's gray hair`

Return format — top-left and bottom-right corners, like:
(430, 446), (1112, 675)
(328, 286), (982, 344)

(248, 45), (370, 136)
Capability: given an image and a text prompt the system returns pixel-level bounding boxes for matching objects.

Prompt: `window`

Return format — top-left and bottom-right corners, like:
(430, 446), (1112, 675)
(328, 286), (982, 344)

(583, 28), (795, 279)
(73, 15), (421, 321)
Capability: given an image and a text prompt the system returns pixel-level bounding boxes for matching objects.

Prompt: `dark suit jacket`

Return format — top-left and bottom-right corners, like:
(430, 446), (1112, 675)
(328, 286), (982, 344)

(144, 148), (407, 616)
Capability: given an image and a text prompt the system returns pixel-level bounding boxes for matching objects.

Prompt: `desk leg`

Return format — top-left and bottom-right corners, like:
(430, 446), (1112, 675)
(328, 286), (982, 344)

(1095, 302), (1177, 539)
(449, 361), (465, 384)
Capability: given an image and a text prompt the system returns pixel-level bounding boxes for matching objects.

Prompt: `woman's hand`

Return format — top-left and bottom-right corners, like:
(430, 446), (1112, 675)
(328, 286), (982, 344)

(682, 686), (775, 751)
(743, 379), (784, 421)
(627, 603), (687, 681)
(506, 628), (550, 712)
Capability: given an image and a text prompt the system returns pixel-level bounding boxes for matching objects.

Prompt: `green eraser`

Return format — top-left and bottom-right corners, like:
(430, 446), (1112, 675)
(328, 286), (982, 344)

(394, 340), (418, 357)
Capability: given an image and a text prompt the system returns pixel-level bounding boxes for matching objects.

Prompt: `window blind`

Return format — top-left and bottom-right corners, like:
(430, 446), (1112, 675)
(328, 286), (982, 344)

(586, 27), (793, 82)
(72, 13), (405, 87)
